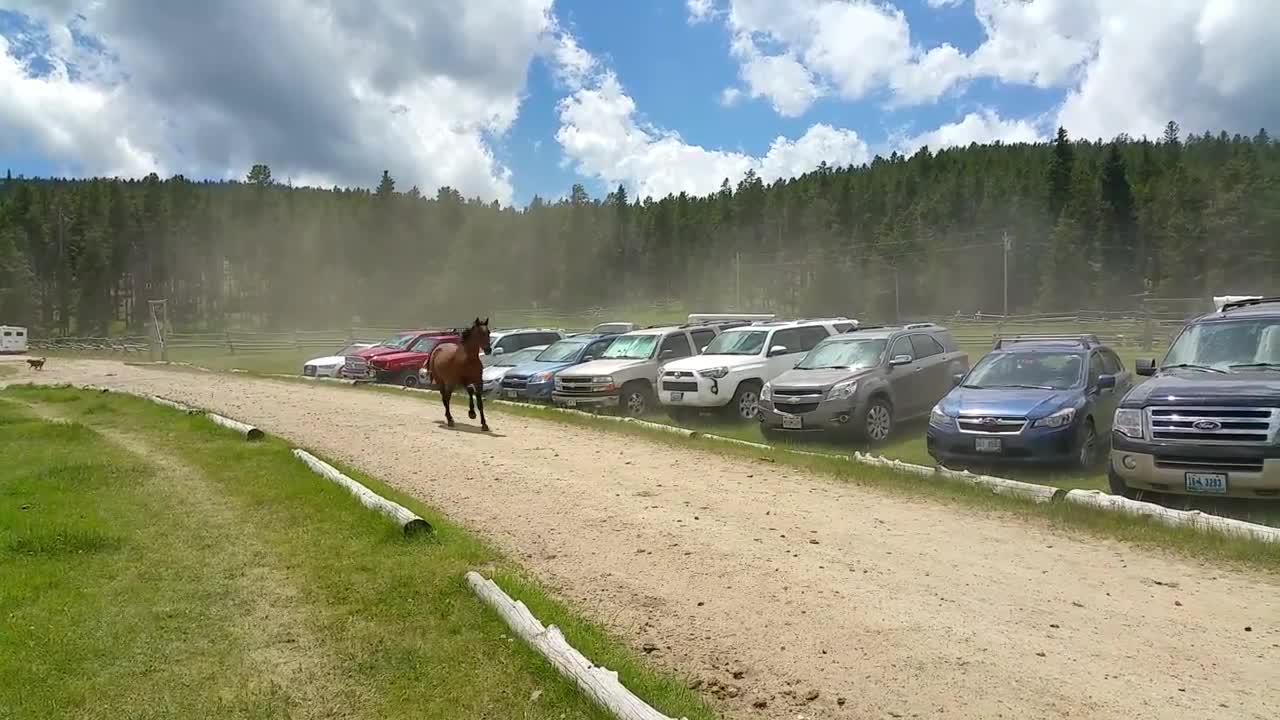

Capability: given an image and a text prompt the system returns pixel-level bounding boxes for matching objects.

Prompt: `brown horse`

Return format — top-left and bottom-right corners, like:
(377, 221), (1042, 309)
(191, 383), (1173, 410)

(426, 317), (493, 431)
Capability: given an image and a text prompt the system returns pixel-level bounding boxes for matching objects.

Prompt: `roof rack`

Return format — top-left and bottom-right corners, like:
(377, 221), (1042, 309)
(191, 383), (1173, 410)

(992, 334), (1101, 350)
(903, 322), (937, 330)
(1220, 296), (1280, 313)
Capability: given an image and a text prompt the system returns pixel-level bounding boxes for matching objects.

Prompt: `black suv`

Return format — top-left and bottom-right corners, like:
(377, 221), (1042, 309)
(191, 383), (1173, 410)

(1110, 296), (1280, 499)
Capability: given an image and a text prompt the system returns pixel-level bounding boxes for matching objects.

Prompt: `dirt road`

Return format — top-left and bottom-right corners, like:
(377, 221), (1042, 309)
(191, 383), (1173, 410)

(7, 357), (1278, 719)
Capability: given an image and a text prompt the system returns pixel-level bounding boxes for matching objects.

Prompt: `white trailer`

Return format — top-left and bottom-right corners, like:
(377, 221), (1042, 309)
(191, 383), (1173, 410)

(0, 325), (28, 354)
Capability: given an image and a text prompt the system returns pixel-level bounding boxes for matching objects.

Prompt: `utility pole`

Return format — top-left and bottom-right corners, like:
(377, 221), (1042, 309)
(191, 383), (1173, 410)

(734, 251), (741, 310)
(1002, 230), (1011, 318)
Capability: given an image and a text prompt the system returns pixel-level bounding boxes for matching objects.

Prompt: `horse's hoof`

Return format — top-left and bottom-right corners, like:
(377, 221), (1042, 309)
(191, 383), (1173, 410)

(468, 410), (477, 419)
(481, 424), (491, 432)
(447, 418), (455, 427)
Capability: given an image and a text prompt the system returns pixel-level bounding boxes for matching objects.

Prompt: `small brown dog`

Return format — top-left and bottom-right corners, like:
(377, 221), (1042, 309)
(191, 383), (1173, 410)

(26, 357), (46, 371)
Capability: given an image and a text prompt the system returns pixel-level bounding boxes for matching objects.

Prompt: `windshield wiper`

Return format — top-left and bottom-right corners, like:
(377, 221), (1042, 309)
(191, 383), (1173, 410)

(800, 365), (849, 370)
(979, 384), (1056, 390)
(1161, 363), (1227, 374)
(1229, 362), (1280, 370)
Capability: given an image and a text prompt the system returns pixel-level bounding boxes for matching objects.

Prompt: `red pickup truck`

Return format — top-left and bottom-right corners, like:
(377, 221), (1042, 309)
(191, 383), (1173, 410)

(341, 330), (460, 386)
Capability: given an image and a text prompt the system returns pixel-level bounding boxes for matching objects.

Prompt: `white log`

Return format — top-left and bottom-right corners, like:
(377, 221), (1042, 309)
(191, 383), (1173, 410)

(149, 395), (200, 414)
(624, 418), (699, 438)
(850, 451), (936, 478)
(465, 572), (685, 720)
(934, 466), (1061, 503)
(207, 412), (264, 440)
(697, 433), (772, 451)
(1064, 489), (1280, 543)
(292, 449), (431, 536)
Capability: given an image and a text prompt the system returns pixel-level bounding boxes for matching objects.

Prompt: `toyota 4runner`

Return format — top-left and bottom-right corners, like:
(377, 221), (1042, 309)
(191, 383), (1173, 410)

(1110, 296), (1280, 499)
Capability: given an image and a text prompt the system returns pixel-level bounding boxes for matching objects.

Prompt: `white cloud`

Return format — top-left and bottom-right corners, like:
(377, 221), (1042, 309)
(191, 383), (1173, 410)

(686, 0), (717, 24)
(926, 0), (964, 7)
(895, 109), (1044, 154)
(0, 0), (557, 203)
(702, 0), (1279, 142)
(551, 35), (868, 200)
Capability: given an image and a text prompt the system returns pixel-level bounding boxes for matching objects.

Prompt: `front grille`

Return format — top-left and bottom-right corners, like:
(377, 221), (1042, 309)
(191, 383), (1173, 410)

(772, 388), (824, 415)
(303, 365), (317, 377)
(663, 381), (698, 392)
(779, 402), (820, 414)
(665, 371), (695, 379)
(1154, 455), (1265, 473)
(1147, 407), (1279, 445)
(502, 376), (529, 389)
(957, 416), (1027, 434)
(557, 377), (611, 395)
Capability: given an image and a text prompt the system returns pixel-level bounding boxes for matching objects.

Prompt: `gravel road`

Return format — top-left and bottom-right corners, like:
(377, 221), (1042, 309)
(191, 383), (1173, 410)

(6, 357), (1279, 720)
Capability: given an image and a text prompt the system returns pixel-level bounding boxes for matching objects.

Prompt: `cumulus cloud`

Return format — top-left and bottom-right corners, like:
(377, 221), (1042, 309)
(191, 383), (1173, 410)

(550, 34), (869, 200)
(699, 0), (1279, 141)
(894, 109), (1044, 154)
(0, 0), (557, 203)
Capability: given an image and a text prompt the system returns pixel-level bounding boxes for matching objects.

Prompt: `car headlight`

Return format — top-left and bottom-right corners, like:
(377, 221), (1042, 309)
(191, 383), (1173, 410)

(1032, 407), (1077, 429)
(698, 366), (729, 379)
(760, 382), (772, 401)
(532, 371), (553, 383)
(930, 404), (952, 427)
(826, 379), (857, 401)
(1114, 408), (1144, 439)
(592, 376), (613, 384)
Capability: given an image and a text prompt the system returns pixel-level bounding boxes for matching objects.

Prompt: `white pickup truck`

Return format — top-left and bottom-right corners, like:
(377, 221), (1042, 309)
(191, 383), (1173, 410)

(658, 318), (857, 421)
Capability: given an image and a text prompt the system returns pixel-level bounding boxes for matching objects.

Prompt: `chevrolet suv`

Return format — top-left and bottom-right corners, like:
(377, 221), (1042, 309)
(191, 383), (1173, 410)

(552, 323), (738, 417)
(1110, 296), (1280, 499)
(658, 318), (856, 422)
(758, 323), (969, 442)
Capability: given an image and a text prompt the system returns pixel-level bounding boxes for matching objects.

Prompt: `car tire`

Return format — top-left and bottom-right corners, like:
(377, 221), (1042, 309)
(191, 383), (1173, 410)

(727, 381), (762, 423)
(620, 382), (651, 418)
(1073, 419), (1098, 470)
(859, 397), (894, 444)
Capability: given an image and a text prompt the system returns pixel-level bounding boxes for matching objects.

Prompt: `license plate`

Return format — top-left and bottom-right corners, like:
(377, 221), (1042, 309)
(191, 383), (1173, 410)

(1185, 472), (1228, 495)
(975, 437), (1002, 453)
(781, 414), (802, 429)
(565, 399), (577, 408)
(505, 389), (518, 399)
(669, 391), (684, 402)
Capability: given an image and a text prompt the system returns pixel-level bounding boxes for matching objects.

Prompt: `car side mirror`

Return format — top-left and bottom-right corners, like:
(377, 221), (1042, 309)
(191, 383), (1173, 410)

(889, 354), (913, 367)
(1135, 358), (1156, 377)
(660, 349), (675, 360)
(582, 355), (594, 362)
(951, 371), (965, 387)
(767, 345), (789, 357)
(493, 346), (505, 355)
(1097, 374), (1116, 390)
(699, 346), (708, 353)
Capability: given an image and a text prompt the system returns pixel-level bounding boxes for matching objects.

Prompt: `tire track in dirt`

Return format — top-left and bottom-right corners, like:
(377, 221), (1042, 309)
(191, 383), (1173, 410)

(10, 358), (1280, 720)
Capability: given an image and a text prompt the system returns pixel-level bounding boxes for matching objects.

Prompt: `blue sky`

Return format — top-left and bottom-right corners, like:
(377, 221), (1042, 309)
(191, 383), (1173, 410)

(1, 1), (1274, 206)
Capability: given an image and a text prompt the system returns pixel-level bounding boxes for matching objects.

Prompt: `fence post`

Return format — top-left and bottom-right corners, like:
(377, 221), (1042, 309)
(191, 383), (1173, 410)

(1141, 302), (1153, 351)
(226, 330), (235, 355)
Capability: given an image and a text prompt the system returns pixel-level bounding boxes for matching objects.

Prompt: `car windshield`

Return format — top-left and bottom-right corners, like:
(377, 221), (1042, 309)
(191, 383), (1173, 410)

(409, 336), (445, 352)
(493, 346), (545, 367)
(1163, 319), (1280, 372)
(796, 339), (886, 370)
(379, 333), (417, 349)
(602, 334), (658, 360)
(964, 352), (1084, 390)
(703, 330), (767, 355)
(536, 341), (586, 363)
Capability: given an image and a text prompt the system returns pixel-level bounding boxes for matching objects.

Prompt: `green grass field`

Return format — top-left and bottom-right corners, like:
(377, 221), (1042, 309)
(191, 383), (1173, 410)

(0, 387), (715, 720)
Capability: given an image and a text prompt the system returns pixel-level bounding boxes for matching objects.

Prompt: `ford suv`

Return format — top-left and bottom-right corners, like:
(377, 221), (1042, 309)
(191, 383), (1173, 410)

(758, 323), (969, 442)
(658, 318), (856, 422)
(1110, 296), (1280, 499)
(552, 322), (739, 417)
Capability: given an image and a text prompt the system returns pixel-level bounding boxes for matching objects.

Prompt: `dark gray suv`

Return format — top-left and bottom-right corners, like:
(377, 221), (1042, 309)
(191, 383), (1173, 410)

(758, 323), (970, 443)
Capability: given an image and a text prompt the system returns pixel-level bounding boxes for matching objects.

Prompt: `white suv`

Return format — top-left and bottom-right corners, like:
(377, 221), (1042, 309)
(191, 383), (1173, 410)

(659, 318), (857, 422)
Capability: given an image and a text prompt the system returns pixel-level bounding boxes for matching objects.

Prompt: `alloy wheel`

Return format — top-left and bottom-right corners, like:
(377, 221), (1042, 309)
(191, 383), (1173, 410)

(737, 390), (760, 420)
(867, 404), (892, 441)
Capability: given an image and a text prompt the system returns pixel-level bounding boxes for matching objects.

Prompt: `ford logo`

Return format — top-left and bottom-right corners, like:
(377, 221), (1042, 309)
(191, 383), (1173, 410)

(1192, 420), (1222, 431)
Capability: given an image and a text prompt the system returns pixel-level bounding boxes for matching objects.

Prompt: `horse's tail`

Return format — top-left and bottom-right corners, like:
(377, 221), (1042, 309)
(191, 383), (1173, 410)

(425, 347), (439, 387)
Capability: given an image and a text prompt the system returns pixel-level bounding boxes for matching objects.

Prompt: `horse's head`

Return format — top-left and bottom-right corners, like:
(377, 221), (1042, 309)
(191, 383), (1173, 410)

(462, 316), (491, 355)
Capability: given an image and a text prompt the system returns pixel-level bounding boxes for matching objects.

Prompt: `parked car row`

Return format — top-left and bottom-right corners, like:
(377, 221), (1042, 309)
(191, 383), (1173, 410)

(301, 298), (1280, 501)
